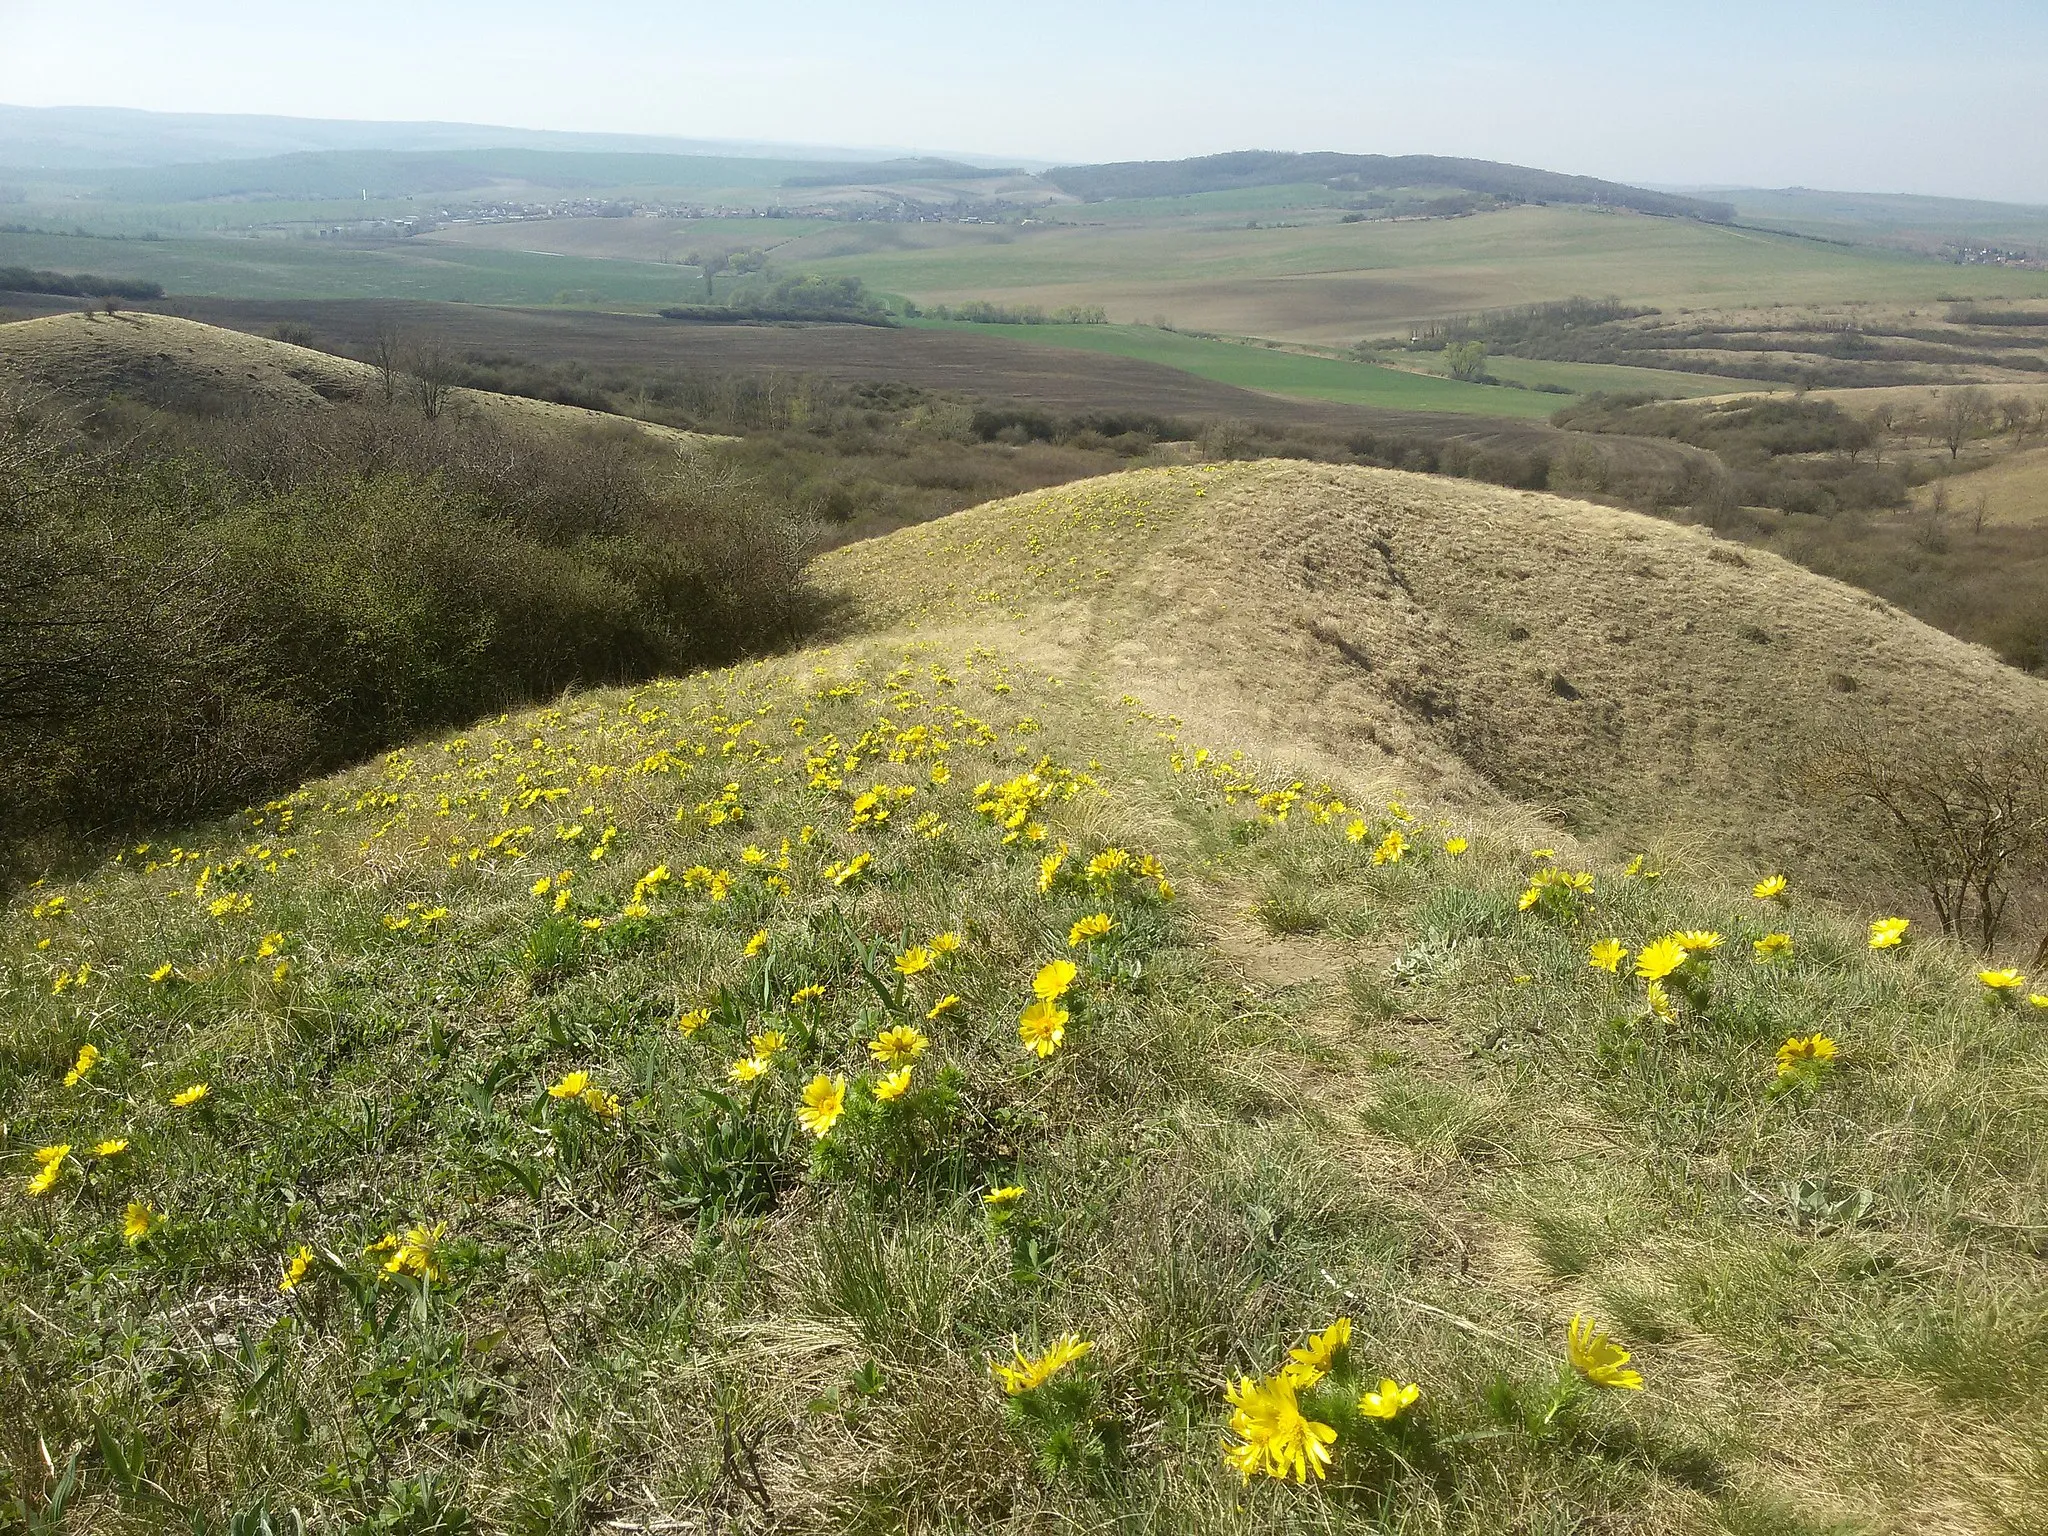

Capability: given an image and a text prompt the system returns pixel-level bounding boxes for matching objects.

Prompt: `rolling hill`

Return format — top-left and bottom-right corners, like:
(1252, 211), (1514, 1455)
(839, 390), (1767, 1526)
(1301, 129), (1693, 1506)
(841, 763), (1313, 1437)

(8, 422), (2048, 1534)
(0, 310), (719, 447)
(1044, 151), (1734, 221)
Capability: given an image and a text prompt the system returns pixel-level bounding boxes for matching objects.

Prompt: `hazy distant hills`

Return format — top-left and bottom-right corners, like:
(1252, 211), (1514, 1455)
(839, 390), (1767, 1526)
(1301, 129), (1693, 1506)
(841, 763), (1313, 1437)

(1043, 150), (1735, 220)
(1, 105), (1726, 221)
(0, 103), (916, 170)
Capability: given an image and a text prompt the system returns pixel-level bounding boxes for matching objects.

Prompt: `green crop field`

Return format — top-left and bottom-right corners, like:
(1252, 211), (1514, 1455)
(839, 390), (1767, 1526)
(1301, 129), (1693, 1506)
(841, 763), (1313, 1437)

(767, 203), (2048, 345)
(0, 228), (712, 308)
(1380, 351), (1770, 399)
(912, 321), (1569, 418)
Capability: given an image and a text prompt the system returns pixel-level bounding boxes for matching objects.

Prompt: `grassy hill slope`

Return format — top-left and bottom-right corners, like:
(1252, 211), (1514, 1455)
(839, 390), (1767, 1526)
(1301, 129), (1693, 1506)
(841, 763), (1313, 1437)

(0, 311), (717, 446)
(821, 462), (2048, 903)
(6, 465), (2047, 1534)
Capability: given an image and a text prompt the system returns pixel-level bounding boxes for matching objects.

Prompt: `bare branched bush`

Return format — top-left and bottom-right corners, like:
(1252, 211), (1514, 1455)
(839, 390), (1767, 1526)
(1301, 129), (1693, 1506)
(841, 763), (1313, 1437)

(1812, 726), (2048, 954)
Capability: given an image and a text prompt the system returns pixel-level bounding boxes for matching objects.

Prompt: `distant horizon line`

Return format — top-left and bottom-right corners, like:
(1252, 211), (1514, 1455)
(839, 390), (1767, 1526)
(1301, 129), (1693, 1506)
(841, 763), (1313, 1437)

(3, 102), (2044, 211)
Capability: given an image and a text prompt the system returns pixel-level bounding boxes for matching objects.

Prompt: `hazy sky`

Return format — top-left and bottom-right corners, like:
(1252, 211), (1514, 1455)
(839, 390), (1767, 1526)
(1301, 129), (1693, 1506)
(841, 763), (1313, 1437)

(4, 0), (2046, 201)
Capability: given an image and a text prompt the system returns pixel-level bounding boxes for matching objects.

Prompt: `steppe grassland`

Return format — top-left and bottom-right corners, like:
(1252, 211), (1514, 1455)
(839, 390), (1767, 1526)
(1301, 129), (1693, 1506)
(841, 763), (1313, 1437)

(822, 461), (2048, 907)
(8, 463), (2047, 1532)
(0, 311), (723, 447)
(1906, 444), (2048, 525)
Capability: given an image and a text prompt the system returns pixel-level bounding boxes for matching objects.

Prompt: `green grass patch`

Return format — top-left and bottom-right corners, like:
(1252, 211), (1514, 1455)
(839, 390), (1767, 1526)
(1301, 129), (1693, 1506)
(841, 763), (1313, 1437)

(0, 227), (715, 307)
(912, 320), (1569, 417)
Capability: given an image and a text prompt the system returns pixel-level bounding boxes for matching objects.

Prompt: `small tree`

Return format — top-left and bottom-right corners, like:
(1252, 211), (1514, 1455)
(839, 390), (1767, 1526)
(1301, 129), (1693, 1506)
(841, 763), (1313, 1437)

(688, 249), (731, 302)
(1443, 341), (1488, 382)
(1936, 387), (1993, 460)
(406, 343), (456, 421)
(1814, 727), (2048, 954)
(370, 320), (403, 405)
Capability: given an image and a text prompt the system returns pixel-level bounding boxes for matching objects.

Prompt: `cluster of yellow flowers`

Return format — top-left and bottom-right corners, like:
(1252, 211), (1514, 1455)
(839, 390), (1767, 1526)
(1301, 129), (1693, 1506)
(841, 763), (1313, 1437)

(1207, 1309), (1640, 1487)
(16, 647), (1093, 1279)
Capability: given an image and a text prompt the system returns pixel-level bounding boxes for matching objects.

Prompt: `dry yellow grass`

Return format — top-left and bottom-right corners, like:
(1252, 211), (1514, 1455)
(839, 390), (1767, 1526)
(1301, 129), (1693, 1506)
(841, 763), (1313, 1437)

(0, 311), (720, 447)
(1908, 443), (2048, 525)
(819, 460), (2048, 901)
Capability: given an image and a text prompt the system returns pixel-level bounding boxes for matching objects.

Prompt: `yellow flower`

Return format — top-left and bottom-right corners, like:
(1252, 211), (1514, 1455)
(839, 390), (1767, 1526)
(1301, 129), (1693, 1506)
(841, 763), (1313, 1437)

(63, 1042), (99, 1086)
(1869, 916), (1910, 949)
(744, 929), (769, 957)
(257, 931), (286, 958)
(791, 984), (825, 1005)
(677, 1007), (711, 1036)
(930, 930), (963, 955)
(1019, 999), (1068, 1058)
(1672, 930), (1722, 952)
(1068, 912), (1115, 947)
(123, 1201), (160, 1245)
(1358, 1379), (1420, 1420)
(171, 1084), (209, 1108)
(983, 1185), (1026, 1206)
(580, 1087), (622, 1119)
(147, 963), (174, 984)
(1283, 1318), (1352, 1386)
(1753, 875), (1788, 901)
(27, 1144), (70, 1196)
(1977, 969), (2026, 993)
(1038, 847), (1066, 893)
(279, 1244), (315, 1292)
(384, 1223), (447, 1283)
(797, 1074), (846, 1138)
(825, 852), (872, 886)
(729, 1057), (770, 1084)
(1033, 959), (1078, 1001)
(1754, 932), (1793, 960)
(991, 1334), (1093, 1395)
(1645, 979), (1675, 1021)
(547, 1070), (593, 1099)
(749, 1030), (787, 1059)
(1567, 1314), (1643, 1390)
(1776, 1034), (1837, 1070)
(1588, 939), (1626, 973)
(1633, 938), (1688, 982)
(870, 1024), (930, 1064)
(1443, 836), (1468, 856)
(926, 993), (961, 1021)
(1085, 848), (1131, 884)
(895, 945), (936, 977)
(1372, 829), (1408, 866)
(93, 1139), (128, 1158)
(2031, 994), (2048, 1010)
(1345, 818), (1368, 845)
(874, 1066), (914, 1102)
(1530, 847), (1556, 862)
(1221, 1372), (1338, 1484)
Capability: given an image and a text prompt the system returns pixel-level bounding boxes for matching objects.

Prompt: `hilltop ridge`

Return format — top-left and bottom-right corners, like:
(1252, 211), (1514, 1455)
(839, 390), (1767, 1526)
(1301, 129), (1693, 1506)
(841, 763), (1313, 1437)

(820, 461), (2048, 905)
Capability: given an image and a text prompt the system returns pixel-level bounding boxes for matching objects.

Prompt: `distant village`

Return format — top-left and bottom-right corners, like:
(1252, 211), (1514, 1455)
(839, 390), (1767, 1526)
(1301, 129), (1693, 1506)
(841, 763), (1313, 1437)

(1940, 242), (2043, 268)
(310, 192), (1040, 241)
